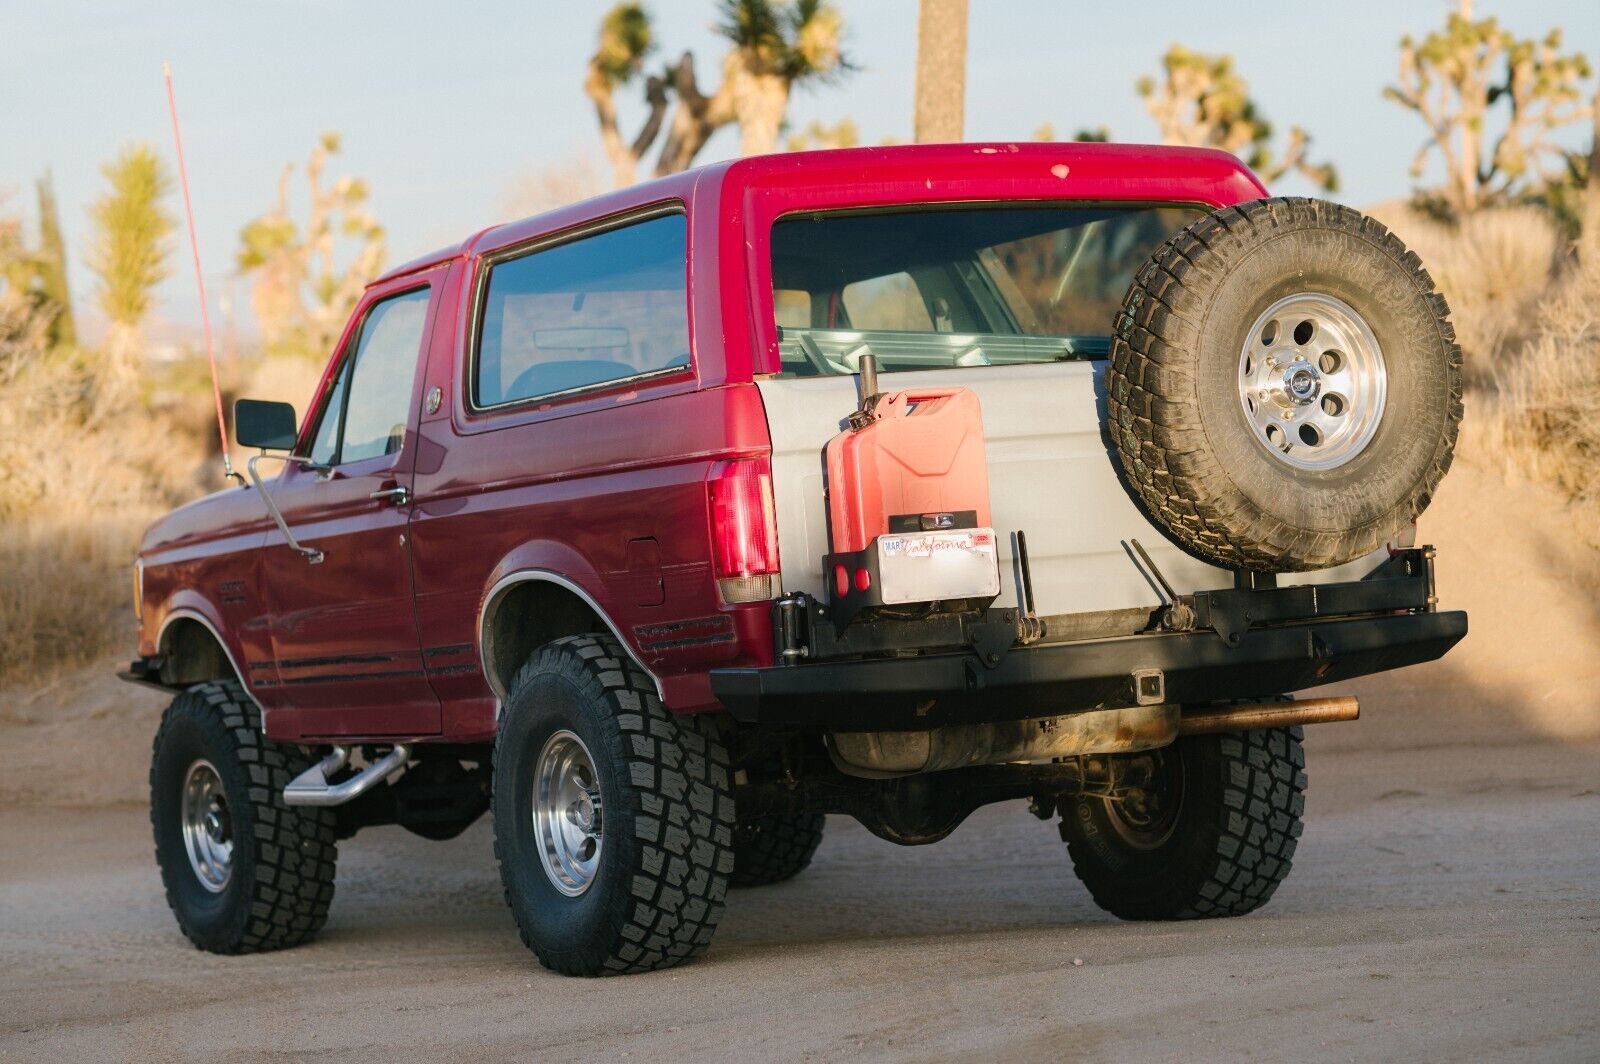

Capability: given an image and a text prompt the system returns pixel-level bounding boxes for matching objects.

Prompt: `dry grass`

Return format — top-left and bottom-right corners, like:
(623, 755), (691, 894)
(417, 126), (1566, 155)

(1476, 258), (1600, 545)
(1368, 202), (1563, 386)
(0, 346), (215, 686)
(1368, 200), (1597, 542)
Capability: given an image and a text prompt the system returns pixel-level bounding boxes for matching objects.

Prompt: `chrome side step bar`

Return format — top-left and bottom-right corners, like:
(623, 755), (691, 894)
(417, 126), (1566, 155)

(283, 744), (411, 807)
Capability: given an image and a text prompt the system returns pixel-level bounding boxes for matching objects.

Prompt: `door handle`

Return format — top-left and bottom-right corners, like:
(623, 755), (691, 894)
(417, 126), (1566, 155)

(370, 484), (410, 507)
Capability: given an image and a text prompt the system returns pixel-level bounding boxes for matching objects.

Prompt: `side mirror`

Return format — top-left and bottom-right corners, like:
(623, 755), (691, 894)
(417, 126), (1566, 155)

(235, 398), (298, 451)
(234, 398), (325, 564)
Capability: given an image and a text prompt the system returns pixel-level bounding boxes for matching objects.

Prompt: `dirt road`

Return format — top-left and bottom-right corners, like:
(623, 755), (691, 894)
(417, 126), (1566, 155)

(4, 734), (1598, 1062)
(4, 449), (1599, 1061)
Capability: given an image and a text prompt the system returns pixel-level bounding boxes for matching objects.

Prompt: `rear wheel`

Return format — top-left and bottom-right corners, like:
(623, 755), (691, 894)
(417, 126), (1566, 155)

(492, 635), (735, 976)
(1059, 727), (1305, 920)
(150, 681), (337, 953)
(732, 812), (825, 887)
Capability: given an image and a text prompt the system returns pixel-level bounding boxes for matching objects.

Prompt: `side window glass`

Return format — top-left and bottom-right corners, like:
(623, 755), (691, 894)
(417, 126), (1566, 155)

(305, 288), (430, 466)
(340, 290), (431, 462)
(306, 364), (348, 465)
(475, 213), (689, 407)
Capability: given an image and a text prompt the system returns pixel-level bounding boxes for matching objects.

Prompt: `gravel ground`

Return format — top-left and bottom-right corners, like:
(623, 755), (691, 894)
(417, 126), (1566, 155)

(3, 733), (1597, 1062)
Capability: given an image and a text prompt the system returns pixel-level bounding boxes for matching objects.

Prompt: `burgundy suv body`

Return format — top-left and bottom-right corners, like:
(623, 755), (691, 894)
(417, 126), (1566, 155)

(127, 143), (1465, 975)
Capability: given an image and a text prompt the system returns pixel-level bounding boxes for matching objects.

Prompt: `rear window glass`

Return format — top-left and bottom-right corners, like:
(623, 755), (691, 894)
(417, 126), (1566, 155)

(769, 205), (1201, 377)
(475, 213), (690, 407)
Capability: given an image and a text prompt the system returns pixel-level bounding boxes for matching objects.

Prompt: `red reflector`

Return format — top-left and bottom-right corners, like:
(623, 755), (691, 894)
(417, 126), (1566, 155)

(854, 567), (871, 592)
(834, 564), (849, 598)
(707, 457), (779, 592)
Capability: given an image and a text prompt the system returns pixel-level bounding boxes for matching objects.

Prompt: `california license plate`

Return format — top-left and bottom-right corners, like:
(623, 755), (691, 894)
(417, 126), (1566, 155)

(876, 528), (1001, 605)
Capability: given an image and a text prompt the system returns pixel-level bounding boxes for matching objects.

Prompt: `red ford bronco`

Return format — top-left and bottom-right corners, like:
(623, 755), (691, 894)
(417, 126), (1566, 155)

(125, 143), (1466, 976)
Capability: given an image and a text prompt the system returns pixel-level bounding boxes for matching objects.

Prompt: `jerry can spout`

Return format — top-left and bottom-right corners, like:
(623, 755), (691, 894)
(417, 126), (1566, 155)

(849, 352), (881, 431)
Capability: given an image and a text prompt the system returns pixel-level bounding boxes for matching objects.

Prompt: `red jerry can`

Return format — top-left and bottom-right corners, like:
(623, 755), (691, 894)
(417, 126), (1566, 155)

(824, 387), (993, 554)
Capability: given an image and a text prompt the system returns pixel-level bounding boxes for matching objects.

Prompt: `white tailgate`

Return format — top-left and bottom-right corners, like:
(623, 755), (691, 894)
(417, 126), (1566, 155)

(756, 362), (1379, 617)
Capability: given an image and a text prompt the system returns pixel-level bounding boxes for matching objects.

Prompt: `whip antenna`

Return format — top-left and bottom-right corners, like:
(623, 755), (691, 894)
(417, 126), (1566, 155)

(164, 61), (240, 484)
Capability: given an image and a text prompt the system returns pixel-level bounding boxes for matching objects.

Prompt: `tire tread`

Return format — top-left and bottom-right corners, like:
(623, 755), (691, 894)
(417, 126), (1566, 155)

(1107, 197), (1464, 570)
(731, 813), (825, 888)
(1063, 727), (1306, 920)
(150, 681), (337, 953)
(492, 634), (735, 976)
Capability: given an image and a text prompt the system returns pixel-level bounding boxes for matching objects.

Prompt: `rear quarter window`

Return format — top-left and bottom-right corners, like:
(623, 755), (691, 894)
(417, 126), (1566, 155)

(474, 212), (691, 408)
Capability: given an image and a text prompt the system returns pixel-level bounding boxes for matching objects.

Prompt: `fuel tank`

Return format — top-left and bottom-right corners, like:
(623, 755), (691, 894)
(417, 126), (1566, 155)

(824, 387), (992, 553)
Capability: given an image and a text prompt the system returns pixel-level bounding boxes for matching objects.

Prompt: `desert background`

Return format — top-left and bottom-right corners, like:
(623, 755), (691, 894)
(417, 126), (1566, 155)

(3, 1), (1598, 1060)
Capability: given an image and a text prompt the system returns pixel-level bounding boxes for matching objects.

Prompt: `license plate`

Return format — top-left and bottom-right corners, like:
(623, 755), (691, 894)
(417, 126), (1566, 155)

(876, 528), (1001, 604)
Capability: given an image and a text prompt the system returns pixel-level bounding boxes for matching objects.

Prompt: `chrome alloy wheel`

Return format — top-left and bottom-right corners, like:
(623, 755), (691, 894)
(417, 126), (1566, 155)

(181, 759), (233, 892)
(1238, 293), (1387, 471)
(533, 730), (604, 897)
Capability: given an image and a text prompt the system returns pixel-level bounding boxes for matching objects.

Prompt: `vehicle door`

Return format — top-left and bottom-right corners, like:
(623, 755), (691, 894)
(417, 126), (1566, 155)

(256, 276), (443, 738)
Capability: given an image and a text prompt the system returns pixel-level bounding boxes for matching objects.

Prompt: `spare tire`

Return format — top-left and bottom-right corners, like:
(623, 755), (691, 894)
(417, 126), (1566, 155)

(1108, 197), (1462, 571)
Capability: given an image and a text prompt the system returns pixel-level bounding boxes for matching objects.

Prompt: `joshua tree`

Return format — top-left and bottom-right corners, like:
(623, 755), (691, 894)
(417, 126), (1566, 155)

(1585, 89), (1600, 260)
(913, 0), (968, 143)
(1385, 0), (1591, 217)
(584, 4), (671, 187)
(1034, 123), (1111, 143)
(85, 144), (176, 397)
(786, 117), (859, 151)
(0, 207), (51, 383)
(584, 1), (850, 186)
(1138, 44), (1339, 191)
(0, 175), (77, 351)
(35, 171), (75, 348)
(236, 133), (386, 361)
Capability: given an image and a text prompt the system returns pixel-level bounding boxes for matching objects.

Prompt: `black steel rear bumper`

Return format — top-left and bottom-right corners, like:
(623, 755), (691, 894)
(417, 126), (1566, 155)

(710, 547), (1466, 730)
(712, 609), (1465, 729)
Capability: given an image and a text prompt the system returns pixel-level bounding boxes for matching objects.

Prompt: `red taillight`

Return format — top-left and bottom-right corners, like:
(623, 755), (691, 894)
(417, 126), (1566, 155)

(707, 457), (779, 604)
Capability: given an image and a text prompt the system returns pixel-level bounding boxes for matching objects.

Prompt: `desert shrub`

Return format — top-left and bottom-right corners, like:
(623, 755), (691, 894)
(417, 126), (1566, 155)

(1367, 201), (1563, 384)
(1480, 258), (1600, 544)
(0, 328), (213, 685)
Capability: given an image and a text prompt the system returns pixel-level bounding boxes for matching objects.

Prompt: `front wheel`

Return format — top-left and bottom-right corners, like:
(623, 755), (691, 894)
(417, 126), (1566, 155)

(492, 635), (735, 976)
(150, 681), (338, 953)
(1059, 727), (1305, 920)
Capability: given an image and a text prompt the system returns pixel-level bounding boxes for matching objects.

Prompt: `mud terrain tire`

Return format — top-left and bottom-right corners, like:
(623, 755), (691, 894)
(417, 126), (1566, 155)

(150, 680), (338, 953)
(732, 812), (825, 887)
(1108, 197), (1463, 571)
(1060, 727), (1305, 920)
(492, 635), (735, 976)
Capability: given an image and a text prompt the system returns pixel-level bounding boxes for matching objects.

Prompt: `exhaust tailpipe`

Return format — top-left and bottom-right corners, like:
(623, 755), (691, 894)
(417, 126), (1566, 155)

(1178, 696), (1360, 737)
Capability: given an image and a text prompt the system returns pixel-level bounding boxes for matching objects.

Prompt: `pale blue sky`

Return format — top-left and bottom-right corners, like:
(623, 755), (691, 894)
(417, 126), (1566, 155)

(3, 1), (1596, 338)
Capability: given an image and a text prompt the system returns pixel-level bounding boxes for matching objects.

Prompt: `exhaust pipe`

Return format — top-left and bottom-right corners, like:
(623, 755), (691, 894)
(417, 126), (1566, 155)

(828, 697), (1358, 777)
(1178, 695), (1359, 737)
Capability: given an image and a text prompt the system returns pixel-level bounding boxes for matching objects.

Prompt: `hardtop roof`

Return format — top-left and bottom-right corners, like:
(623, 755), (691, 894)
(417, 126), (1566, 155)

(370, 142), (1261, 287)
